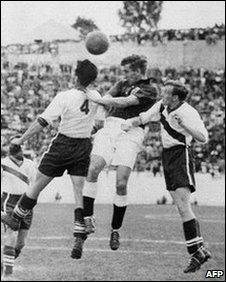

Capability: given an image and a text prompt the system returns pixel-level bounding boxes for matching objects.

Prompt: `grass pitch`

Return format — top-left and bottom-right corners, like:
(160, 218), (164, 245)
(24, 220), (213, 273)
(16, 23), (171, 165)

(1, 203), (225, 281)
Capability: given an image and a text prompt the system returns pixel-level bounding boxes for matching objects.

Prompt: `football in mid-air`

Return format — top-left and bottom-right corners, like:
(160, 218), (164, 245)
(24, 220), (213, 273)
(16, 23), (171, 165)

(85, 31), (109, 55)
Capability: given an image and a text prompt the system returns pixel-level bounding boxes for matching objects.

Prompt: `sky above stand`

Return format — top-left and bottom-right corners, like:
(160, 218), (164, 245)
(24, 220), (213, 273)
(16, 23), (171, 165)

(1, 1), (225, 45)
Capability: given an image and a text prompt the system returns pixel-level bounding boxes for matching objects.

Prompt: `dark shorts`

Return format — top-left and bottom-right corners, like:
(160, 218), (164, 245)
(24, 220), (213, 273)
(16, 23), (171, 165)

(38, 133), (92, 177)
(1, 192), (33, 230)
(162, 145), (196, 193)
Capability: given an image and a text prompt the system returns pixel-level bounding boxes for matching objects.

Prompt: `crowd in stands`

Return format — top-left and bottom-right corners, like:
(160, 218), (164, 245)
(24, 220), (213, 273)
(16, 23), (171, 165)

(110, 23), (225, 45)
(1, 60), (225, 176)
(1, 41), (59, 57)
(2, 24), (225, 58)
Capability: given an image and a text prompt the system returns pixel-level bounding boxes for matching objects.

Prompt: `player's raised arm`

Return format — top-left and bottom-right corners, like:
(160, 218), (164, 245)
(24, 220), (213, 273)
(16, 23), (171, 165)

(86, 80), (139, 108)
(96, 94), (140, 108)
(121, 100), (162, 131)
(10, 120), (44, 146)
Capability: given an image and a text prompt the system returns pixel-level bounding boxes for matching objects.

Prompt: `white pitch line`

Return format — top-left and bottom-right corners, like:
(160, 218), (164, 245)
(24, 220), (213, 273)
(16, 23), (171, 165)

(144, 215), (225, 223)
(24, 245), (182, 255)
(27, 236), (224, 246)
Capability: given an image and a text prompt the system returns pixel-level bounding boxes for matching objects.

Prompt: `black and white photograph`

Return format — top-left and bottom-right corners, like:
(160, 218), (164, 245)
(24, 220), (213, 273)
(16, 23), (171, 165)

(1, 1), (225, 281)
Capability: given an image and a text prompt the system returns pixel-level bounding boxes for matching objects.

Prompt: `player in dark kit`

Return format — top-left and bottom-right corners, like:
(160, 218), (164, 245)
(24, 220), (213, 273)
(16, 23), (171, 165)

(1, 60), (104, 260)
(82, 55), (159, 252)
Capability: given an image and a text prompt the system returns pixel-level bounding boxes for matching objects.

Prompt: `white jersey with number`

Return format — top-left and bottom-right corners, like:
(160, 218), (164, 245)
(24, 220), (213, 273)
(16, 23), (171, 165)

(39, 89), (102, 138)
(1, 157), (36, 195)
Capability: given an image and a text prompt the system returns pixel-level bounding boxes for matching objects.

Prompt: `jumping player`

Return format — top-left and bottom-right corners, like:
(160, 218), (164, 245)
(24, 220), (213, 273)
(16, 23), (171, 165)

(1, 141), (36, 281)
(82, 55), (159, 252)
(121, 80), (212, 273)
(1, 60), (103, 260)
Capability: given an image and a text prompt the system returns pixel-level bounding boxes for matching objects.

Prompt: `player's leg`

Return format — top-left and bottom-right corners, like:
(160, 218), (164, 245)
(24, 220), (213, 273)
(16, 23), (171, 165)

(14, 229), (29, 259)
(1, 227), (17, 280)
(109, 129), (144, 250)
(163, 146), (211, 273)
(110, 165), (131, 250)
(1, 171), (53, 231)
(70, 175), (89, 259)
(1, 134), (75, 230)
(170, 188), (211, 273)
(83, 154), (106, 234)
(83, 129), (113, 234)
(14, 207), (33, 259)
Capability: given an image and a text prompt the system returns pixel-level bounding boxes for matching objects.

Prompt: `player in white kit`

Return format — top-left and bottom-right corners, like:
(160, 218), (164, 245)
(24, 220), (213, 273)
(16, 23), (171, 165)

(1, 141), (36, 281)
(122, 80), (212, 273)
(1, 60), (103, 260)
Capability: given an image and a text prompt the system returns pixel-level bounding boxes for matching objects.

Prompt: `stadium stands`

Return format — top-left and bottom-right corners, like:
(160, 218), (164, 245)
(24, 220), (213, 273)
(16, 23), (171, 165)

(1, 60), (225, 175)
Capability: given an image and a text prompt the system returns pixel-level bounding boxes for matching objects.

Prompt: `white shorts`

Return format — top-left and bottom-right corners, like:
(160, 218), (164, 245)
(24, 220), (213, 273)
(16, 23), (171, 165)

(92, 117), (145, 169)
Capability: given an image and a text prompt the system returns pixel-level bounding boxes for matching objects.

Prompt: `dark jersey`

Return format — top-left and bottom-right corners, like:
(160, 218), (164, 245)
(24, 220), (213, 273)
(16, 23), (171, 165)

(107, 78), (158, 119)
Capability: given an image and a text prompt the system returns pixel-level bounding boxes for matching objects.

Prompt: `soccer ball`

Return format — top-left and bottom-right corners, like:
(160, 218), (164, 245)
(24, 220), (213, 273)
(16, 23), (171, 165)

(85, 31), (109, 55)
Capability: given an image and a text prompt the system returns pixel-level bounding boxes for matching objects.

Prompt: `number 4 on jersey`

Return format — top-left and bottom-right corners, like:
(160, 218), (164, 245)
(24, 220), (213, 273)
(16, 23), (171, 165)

(80, 100), (89, 114)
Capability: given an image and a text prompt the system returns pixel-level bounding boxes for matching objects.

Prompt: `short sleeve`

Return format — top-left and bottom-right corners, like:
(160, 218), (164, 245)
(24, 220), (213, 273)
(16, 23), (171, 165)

(39, 92), (66, 125)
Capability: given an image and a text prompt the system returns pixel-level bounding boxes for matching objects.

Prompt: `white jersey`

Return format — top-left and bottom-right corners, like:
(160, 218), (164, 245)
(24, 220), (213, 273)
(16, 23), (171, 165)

(1, 157), (36, 195)
(140, 100), (208, 148)
(39, 89), (102, 138)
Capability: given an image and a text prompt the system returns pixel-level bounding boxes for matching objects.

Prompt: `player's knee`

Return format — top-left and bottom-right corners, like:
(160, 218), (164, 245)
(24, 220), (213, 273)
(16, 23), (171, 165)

(116, 182), (127, 196)
(87, 163), (101, 181)
(176, 202), (189, 218)
(87, 164), (100, 182)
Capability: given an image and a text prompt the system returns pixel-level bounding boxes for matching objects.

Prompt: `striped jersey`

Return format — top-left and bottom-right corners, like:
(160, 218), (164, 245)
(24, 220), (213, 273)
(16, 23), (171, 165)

(140, 100), (208, 148)
(39, 89), (101, 138)
(1, 157), (36, 194)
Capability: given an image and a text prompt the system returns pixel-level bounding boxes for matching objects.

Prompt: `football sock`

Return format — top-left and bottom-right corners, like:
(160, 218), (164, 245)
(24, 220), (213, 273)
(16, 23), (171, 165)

(3, 245), (15, 275)
(14, 247), (22, 259)
(83, 197), (95, 217)
(73, 208), (86, 238)
(183, 218), (204, 254)
(13, 193), (37, 220)
(111, 204), (127, 230)
(74, 208), (84, 223)
(83, 181), (98, 217)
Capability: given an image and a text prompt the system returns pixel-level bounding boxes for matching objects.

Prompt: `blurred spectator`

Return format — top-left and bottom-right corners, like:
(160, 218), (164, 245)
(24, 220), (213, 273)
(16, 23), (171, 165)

(110, 24), (225, 45)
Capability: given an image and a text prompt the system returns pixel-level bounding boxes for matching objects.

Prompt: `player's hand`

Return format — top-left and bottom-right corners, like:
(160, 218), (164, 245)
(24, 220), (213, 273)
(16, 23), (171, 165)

(173, 114), (184, 126)
(10, 137), (23, 146)
(130, 87), (141, 96)
(121, 120), (133, 131)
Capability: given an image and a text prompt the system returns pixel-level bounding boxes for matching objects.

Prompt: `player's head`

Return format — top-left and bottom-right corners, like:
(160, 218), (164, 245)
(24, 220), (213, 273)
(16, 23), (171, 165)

(75, 60), (98, 87)
(121, 54), (148, 83)
(9, 136), (23, 161)
(162, 80), (188, 106)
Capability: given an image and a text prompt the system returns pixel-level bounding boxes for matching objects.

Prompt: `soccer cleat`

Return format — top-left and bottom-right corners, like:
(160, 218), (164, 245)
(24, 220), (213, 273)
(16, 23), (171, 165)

(71, 235), (87, 259)
(1, 212), (20, 231)
(183, 248), (206, 273)
(110, 230), (120, 251)
(84, 216), (96, 234)
(202, 247), (212, 262)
